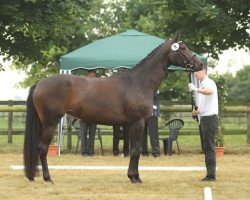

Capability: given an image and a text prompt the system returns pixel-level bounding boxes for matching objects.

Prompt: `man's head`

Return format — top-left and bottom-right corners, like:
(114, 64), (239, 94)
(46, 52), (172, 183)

(87, 70), (97, 77)
(194, 65), (207, 81)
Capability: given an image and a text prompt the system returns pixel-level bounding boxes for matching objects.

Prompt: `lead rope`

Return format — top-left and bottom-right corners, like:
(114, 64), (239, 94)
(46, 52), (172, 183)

(189, 71), (199, 122)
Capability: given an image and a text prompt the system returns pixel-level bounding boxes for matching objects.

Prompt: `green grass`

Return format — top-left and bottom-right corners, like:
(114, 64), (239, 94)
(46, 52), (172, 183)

(0, 114), (26, 129)
(0, 111), (248, 132)
(1, 134), (249, 155)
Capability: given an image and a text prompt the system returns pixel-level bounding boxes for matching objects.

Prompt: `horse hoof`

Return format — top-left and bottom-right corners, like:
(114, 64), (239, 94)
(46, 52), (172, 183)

(130, 177), (143, 184)
(27, 177), (35, 182)
(44, 177), (54, 184)
(130, 177), (138, 184)
(136, 177), (143, 183)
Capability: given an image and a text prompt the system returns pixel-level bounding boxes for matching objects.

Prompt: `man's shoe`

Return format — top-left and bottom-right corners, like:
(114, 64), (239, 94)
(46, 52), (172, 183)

(123, 153), (129, 157)
(201, 177), (216, 182)
(81, 153), (88, 157)
(113, 152), (119, 156)
(152, 153), (160, 158)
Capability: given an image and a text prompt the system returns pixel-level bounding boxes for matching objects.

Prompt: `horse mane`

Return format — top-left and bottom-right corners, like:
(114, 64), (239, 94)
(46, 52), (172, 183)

(129, 41), (166, 71)
(112, 40), (168, 77)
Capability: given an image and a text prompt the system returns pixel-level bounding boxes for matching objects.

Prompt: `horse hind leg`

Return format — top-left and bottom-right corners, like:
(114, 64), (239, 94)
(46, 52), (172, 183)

(126, 121), (145, 184)
(38, 124), (58, 183)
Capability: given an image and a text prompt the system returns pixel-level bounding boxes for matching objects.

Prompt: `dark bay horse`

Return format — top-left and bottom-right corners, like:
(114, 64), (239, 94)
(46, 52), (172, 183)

(24, 33), (203, 183)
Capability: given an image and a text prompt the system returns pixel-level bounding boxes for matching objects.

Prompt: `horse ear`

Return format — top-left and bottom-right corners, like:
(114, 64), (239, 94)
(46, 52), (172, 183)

(173, 33), (180, 42)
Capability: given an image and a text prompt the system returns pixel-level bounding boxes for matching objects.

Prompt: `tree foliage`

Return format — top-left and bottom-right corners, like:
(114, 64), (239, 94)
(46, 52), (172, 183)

(124, 0), (250, 58)
(227, 65), (250, 101)
(0, 0), (94, 85)
(0, 0), (94, 60)
(159, 71), (190, 101)
(210, 73), (228, 146)
(0, 0), (128, 86)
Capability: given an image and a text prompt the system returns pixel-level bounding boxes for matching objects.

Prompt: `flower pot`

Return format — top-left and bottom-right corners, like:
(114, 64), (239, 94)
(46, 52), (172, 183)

(215, 146), (225, 158)
(48, 145), (59, 157)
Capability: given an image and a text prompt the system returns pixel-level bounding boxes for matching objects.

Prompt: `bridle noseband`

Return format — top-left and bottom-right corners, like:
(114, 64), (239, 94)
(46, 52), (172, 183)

(170, 41), (202, 71)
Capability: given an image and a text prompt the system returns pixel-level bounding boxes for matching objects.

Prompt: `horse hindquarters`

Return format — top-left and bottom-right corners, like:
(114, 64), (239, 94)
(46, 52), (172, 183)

(126, 120), (145, 183)
(24, 84), (59, 182)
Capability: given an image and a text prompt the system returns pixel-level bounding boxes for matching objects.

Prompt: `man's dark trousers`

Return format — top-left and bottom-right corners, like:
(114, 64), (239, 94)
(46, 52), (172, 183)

(142, 116), (160, 156)
(113, 125), (129, 155)
(80, 121), (97, 155)
(200, 115), (219, 178)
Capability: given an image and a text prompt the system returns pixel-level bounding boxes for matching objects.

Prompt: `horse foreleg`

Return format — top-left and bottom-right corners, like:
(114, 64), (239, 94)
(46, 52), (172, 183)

(39, 126), (56, 183)
(126, 121), (144, 184)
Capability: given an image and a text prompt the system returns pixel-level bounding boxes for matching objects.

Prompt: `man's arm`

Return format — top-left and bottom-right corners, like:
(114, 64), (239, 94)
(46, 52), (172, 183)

(197, 88), (213, 95)
(188, 83), (213, 95)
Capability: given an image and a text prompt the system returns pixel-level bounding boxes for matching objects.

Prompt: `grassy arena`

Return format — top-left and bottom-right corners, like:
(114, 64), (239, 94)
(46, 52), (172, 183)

(0, 135), (250, 200)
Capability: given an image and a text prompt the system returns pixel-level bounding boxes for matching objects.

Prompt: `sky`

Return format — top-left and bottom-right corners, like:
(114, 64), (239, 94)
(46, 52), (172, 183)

(0, 48), (250, 101)
(0, 57), (28, 100)
(213, 48), (250, 76)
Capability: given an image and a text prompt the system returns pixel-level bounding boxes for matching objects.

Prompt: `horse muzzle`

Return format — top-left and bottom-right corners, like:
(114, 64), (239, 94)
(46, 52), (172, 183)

(184, 62), (203, 72)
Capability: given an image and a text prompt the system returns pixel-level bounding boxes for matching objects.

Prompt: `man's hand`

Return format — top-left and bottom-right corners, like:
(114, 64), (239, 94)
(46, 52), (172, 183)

(188, 83), (198, 92)
(192, 108), (199, 116)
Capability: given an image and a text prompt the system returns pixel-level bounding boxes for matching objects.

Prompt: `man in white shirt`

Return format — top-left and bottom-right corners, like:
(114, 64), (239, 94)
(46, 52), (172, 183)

(188, 65), (219, 181)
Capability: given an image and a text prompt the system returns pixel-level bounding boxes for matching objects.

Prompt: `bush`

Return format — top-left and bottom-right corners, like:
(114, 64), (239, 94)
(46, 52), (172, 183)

(210, 73), (228, 146)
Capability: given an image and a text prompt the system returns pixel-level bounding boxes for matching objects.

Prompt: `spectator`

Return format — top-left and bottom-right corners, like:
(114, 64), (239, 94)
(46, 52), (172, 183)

(80, 70), (97, 156)
(141, 91), (160, 157)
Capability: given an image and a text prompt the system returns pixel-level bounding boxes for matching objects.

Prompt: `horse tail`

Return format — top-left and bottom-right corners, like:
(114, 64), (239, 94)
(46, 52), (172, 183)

(24, 84), (42, 180)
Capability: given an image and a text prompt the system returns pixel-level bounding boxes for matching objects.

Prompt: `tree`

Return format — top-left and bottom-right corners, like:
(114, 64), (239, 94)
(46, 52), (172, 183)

(227, 65), (250, 101)
(0, 0), (95, 59)
(0, 0), (128, 86)
(159, 71), (190, 101)
(0, 0), (94, 86)
(124, 0), (250, 58)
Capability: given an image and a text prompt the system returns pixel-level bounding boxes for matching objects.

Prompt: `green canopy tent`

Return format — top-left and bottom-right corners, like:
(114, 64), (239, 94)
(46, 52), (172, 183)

(60, 29), (207, 72)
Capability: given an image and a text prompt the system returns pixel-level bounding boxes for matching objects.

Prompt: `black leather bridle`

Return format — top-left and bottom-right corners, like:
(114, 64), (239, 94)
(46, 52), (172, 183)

(171, 41), (203, 72)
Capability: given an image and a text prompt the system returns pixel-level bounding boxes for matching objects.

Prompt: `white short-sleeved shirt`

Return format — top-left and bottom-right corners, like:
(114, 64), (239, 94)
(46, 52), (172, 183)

(197, 76), (219, 117)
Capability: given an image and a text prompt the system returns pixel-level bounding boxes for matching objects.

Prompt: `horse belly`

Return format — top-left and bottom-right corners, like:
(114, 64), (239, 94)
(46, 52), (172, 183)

(69, 101), (127, 125)
(75, 100), (151, 126)
(65, 86), (124, 124)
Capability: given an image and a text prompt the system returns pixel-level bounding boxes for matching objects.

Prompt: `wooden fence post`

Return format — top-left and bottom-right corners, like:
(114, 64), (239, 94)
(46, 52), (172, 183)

(8, 100), (13, 143)
(247, 102), (250, 145)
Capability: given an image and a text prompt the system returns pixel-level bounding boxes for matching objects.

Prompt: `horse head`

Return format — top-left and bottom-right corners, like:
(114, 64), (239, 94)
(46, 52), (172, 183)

(167, 33), (203, 72)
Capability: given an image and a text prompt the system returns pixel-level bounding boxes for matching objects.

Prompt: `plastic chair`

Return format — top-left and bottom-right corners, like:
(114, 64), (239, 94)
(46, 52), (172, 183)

(72, 119), (104, 156)
(159, 119), (184, 155)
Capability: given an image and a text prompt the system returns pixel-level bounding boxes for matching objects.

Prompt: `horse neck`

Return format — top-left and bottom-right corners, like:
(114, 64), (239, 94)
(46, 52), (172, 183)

(132, 44), (170, 95)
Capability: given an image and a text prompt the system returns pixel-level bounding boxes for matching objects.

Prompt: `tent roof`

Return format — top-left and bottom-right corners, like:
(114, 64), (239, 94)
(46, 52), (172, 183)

(60, 29), (207, 71)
